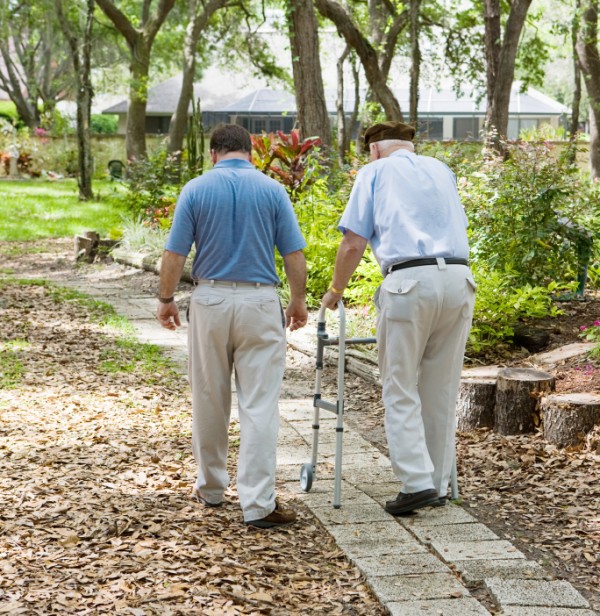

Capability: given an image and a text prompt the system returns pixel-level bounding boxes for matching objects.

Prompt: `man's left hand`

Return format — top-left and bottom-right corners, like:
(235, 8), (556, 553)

(321, 289), (343, 310)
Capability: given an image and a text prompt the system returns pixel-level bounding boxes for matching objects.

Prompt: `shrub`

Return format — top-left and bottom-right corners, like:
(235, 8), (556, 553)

(579, 319), (600, 358)
(120, 148), (180, 219)
(251, 130), (321, 200)
(91, 114), (118, 135)
(461, 140), (593, 287)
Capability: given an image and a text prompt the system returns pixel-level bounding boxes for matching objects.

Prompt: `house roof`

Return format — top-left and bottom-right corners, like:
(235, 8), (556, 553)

(102, 76), (569, 117)
(221, 89), (297, 114)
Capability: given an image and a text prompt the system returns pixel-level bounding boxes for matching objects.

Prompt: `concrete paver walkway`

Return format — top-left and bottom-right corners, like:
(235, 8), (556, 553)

(53, 265), (596, 616)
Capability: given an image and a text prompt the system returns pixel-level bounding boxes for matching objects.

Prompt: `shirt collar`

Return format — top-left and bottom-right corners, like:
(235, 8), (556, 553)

(389, 148), (415, 158)
(214, 159), (254, 169)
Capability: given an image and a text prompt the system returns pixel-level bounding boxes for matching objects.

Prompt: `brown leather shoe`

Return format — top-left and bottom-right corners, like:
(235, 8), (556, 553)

(245, 499), (296, 529)
(385, 488), (439, 515)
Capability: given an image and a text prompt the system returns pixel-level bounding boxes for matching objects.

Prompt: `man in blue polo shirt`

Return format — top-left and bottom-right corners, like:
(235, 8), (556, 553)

(322, 121), (476, 516)
(157, 124), (307, 528)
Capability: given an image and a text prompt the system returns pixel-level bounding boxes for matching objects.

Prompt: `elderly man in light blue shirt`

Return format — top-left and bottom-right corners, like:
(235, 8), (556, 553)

(322, 121), (476, 516)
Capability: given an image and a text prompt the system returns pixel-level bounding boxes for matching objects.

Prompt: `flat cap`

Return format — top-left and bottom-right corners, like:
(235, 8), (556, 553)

(363, 121), (416, 147)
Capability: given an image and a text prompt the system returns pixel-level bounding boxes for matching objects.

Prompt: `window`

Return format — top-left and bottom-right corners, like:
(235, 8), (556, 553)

(454, 117), (480, 141)
(418, 118), (443, 140)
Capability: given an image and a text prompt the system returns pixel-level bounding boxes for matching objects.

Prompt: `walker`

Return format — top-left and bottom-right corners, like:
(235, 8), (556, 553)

(299, 301), (459, 509)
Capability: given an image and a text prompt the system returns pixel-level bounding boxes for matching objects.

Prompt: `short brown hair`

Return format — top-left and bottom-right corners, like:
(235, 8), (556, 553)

(209, 124), (252, 154)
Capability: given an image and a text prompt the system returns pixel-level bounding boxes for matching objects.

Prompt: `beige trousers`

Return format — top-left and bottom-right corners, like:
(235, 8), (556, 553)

(188, 281), (286, 521)
(375, 262), (476, 496)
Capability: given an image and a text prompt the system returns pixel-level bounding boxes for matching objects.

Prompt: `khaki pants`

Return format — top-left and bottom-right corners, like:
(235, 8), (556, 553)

(188, 281), (285, 521)
(375, 263), (476, 496)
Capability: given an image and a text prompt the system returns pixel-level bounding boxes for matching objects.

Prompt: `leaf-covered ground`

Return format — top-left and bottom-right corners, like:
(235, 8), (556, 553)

(0, 272), (385, 615)
(1, 239), (598, 615)
(326, 366), (600, 613)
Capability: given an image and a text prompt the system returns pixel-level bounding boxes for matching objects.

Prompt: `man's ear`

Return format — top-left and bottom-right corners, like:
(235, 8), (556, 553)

(210, 149), (218, 164)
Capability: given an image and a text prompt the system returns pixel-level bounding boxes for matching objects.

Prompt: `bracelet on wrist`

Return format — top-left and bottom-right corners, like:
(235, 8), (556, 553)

(158, 296), (175, 304)
(330, 286), (344, 294)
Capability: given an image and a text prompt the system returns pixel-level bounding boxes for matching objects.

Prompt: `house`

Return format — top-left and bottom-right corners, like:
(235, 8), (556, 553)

(103, 76), (569, 141)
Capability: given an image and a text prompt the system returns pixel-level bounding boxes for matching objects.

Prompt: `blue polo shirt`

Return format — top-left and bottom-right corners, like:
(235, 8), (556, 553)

(339, 149), (469, 274)
(165, 159), (306, 284)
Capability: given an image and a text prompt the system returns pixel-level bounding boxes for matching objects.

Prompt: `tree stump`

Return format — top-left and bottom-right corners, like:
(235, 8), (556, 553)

(74, 231), (100, 263)
(494, 368), (555, 435)
(456, 378), (497, 430)
(541, 393), (600, 446)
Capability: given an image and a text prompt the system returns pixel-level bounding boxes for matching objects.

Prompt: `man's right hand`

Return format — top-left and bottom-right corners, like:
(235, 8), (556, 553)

(157, 301), (181, 331)
(285, 298), (308, 331)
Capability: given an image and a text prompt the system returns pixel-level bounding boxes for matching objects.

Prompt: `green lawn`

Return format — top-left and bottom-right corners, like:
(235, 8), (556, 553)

(0, 179), (126, 241)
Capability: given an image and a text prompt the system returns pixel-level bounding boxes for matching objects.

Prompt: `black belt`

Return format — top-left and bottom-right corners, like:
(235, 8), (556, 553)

(388, 258), (469, 274)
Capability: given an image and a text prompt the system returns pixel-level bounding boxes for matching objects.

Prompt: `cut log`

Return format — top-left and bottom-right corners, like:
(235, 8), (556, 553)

(494, 368), (555, 435)
(541, 393), (600, 446)
(456, 378), (497, 430)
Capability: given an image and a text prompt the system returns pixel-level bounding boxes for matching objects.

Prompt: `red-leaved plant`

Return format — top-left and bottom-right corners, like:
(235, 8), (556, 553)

(251, 129), (321, 197)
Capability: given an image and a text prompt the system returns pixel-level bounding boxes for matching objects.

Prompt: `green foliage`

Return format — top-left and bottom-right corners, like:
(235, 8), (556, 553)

(460, 139), (592, 287)
(100, 338), (175, 378)
(91, 114), (118, 135)
(468, 266), (573, 354)
(120, 149), (180, 219)
(579, 319), (600, 358)
(0, 339), (27, 389)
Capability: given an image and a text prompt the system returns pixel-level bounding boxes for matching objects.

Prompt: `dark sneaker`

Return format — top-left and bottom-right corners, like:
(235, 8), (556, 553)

(245, 499), (297, 529)
(431, 496), (448, 508)
(191, 487), (223, 507)
(385, 488), (439, 515)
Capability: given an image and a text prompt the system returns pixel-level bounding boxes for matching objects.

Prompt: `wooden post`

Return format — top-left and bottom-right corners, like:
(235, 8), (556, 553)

(494, 367), (555, 435)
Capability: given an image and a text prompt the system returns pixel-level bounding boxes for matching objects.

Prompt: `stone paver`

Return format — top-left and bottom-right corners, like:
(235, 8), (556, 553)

(50, 264), (597, 616)
(485, 579), (591, 609)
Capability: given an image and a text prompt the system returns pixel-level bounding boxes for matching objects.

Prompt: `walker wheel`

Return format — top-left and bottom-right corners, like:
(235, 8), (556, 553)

(300, 463), (313, 492)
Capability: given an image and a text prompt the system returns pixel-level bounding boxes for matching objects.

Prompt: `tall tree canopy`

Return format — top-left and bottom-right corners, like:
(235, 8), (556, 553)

(0, 0), (73, 128)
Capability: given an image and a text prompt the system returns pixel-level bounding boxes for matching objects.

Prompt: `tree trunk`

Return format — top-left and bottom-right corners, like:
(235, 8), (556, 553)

(168, 0), (226, 157)
(541, 393), (600, 446)
(484, 0), (533, 147)
(55, 0), (94, 200)
(127, 44), (151, 162)
(78, 0), (94, 200)
(0, 47), (39, 128)
(576, 0), (600, 177)
(494, 368), (555, 435)
(336, 46), (350, 166)
(570, 0), (582, 152)
(409, 0), (421, 126)
(315, 0), (403, 121)
(288, 0), (332, 145)
(96, 0), (176, 162)
(456, 378), (497, 431)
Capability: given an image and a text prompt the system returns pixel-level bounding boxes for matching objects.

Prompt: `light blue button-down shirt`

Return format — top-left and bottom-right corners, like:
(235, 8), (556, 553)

(166, 159), (306, 284)
(339, 149), (469, 274)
